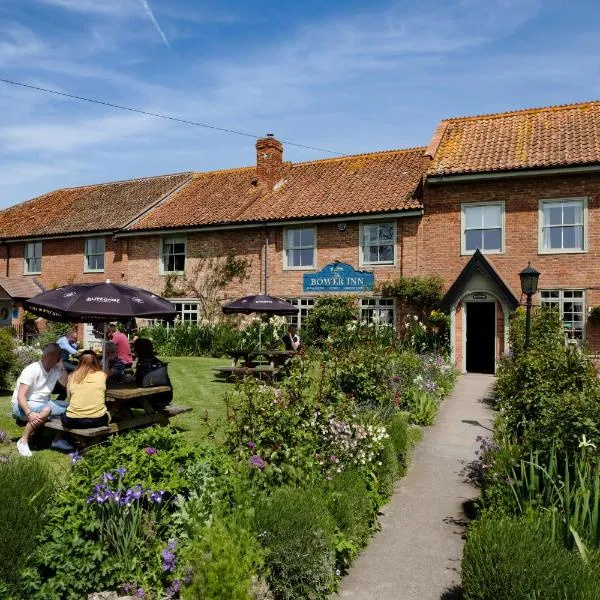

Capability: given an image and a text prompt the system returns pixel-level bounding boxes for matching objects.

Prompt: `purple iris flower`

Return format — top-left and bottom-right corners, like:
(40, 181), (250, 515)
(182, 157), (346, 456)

(68, 451), (82, 465)
(166, 579), (181, 599)
(161, 542), (177, 573)
(115, 467), (127, 477)
(135, 589), (145, 598)
(247, 441), (256, 449)
(144, 447), (157, 456)
(102, 472), (115, 483)
(248, 455), (266, 470)
(150, 490), (165, 504)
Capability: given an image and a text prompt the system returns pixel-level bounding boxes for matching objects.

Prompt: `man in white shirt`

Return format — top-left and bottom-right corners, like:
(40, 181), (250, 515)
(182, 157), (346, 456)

(11, 342), (70, 457)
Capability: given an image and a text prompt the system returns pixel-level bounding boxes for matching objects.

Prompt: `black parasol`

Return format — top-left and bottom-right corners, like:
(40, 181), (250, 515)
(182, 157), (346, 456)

(222, 294), (297, 316)
(24, 280), (176, 322)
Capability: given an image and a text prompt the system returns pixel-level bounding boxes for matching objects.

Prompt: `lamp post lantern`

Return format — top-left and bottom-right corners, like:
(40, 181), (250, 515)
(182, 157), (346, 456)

(519, 262), (541, 349)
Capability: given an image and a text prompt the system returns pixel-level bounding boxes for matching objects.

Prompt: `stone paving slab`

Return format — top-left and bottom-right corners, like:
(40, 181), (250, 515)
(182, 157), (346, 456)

(335, 374), (495, 600)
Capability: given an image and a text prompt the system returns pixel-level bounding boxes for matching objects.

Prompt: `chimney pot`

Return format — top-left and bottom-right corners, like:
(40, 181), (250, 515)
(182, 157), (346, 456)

(256, 135), (283, 189)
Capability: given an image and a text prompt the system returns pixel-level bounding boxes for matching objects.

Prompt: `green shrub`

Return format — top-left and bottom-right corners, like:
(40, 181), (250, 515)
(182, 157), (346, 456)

(462, 513), (600, 600)
(37, 322), (72, 350)
(254, 486), (337, 600)
(19, 428), (225, 600)
(404, 389), (439, 425)
(495, 307), (599, 453)
(182, 513), (266, 600)
(0, 328), (16, 390)
(325, 468), (376, 570)
(373, 436), (399, 499)
(0, 458), (57, 594)
(386, 412), (415, 476)
(303, 296), (357, 346)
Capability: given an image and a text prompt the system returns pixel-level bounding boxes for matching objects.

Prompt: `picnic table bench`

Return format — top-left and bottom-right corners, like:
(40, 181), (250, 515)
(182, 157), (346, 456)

(213, 364), (278, 380)
(43, 384), (192, 447)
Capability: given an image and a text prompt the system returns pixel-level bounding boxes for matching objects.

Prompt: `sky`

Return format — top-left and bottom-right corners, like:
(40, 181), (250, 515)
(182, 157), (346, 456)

(1, 0), (600, 208)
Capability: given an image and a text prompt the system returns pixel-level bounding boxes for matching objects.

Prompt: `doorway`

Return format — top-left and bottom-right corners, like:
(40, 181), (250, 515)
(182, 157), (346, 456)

(465, 302), (496, 374)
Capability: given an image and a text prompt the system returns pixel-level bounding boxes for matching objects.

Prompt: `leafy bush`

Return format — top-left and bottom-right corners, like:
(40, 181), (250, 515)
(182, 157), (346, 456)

(495, 307), (599, 453)
(462, 513), (600, 600)
(0, 458), (57, 595)
(0, 328), (16, 390)
(37, 321), (72, 350)
(325, 468), (376, 571)
(254, 486), (337, 600)
(378, 275), (444, 313)
(19, 428), (226, 599)
(182, 513), (267, 600)
(403, 389), (439, 425)
(303, 296), (357, 346)
(386, 412), (418, 476)
(373, 436), (399, 499)
(12, 344), (42, 378)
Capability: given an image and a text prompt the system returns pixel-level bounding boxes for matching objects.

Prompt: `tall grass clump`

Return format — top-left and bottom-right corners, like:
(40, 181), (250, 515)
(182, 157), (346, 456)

(0, 458), (57, 593)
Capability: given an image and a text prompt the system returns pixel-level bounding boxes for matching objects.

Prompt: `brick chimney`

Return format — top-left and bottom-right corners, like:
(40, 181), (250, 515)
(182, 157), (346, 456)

(256, 134), (283, 188)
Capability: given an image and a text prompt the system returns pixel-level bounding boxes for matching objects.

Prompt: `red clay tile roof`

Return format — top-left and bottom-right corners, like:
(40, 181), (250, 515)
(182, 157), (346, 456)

(131, 148), (426, 230)
(0, 173), (192, 239)
(427, 101), (600, 176)
(0, 277), (43, 299)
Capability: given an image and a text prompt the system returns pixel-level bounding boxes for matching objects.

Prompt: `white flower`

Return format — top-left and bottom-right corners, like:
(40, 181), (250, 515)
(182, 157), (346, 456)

(579, 434), (596, 449)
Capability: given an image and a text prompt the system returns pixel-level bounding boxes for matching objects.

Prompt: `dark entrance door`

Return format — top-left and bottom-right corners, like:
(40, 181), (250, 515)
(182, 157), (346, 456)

(466, 302), (496, 374)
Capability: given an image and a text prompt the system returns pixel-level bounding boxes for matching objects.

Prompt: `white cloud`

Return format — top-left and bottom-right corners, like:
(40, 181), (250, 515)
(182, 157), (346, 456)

(0, 112), (163, 153)
(36, 0), (139, 17)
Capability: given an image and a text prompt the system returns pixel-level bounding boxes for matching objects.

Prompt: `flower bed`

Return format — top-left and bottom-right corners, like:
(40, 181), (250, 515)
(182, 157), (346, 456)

(462, 307), (600, 599)
(0, 324), (456, 599)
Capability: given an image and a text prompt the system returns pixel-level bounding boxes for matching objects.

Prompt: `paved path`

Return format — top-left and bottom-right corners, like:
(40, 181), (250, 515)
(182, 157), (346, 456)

(336, 374), (495, 600)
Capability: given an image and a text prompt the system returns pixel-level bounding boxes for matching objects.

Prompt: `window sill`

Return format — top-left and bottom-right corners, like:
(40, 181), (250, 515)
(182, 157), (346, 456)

(359, 262), (396, 268)
(537, 249), (588, 255)
(461, 249), (504, 256)
(160, 271), (185, 276)
(283, 266), (316, 272)
(23, 271), (41, 276)
(84, 269), (105, 274)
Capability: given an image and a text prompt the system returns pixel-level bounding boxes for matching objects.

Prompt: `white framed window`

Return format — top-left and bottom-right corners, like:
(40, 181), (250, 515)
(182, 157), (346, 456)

(284, 227), (316, 269)
(172, 301), (199, 323)
(24, 241), (42, 274)
(161, 237), (186, 274)
(84, 237), (105, 272)
(461, 202), (504, 254)
(360, 222), (395, 266)
(540, 289), (585, 341)
(360, 297), (396, 327)
(539, 198), (587, 253)
(285, 298), (315, 330)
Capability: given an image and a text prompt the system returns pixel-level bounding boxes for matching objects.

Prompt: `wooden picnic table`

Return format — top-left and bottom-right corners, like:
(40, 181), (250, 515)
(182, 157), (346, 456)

(44, 384), (191, 447)
(228, 349), (296, 367)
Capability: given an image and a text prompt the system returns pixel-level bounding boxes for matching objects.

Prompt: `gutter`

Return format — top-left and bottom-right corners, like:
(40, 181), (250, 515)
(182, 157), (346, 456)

(114, 209), (424, 238)
(427, 163), (600, 184)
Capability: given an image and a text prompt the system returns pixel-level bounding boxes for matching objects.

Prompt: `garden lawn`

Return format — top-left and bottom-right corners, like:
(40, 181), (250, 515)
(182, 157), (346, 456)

(0, 356), (229, 462)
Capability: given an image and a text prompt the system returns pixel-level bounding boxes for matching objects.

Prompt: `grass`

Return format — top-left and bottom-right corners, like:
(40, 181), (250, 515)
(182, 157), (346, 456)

(0, 356), (230, 462)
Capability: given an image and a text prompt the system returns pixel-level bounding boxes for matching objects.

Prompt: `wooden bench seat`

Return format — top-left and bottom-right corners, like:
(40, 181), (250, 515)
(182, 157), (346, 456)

(213, 365), (278, 380)
(43, 404), (192, 446)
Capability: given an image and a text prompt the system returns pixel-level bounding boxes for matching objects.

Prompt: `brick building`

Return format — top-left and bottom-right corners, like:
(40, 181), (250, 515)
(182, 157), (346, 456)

(1, 101), (600, 372)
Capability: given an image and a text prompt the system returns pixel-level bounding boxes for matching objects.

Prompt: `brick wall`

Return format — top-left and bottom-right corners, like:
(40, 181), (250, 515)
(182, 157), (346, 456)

(0, 236), (127, 288)
(421, 171), (600, 351)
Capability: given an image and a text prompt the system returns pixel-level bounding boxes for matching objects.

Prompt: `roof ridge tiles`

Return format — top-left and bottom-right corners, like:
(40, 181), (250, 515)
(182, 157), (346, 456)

(443, 100), (600, 123)
(60, 170), (194, 191)
(291, 146), (427, 167)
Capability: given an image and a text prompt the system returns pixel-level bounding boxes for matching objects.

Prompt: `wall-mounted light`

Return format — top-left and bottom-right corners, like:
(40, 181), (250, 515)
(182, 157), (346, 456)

(337, 222), (347, 232)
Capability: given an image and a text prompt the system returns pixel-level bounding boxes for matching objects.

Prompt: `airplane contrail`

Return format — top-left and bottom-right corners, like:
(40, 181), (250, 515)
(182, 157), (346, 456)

(137, 0), (170, 48)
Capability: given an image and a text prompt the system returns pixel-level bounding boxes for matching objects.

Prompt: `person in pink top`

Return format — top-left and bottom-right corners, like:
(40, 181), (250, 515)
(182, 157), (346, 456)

(107, 324), (133, 367)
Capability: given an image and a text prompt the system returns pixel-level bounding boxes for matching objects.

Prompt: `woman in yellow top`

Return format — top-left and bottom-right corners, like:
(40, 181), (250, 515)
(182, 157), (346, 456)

(61, 351), (109, 429)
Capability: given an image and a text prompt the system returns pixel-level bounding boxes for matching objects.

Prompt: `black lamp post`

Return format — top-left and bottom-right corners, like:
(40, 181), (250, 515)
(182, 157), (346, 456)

(519, 262), (541, 349)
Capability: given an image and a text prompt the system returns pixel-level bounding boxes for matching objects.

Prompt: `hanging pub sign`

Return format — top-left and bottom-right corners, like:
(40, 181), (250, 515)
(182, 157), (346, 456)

(303, 262), (374, 293)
